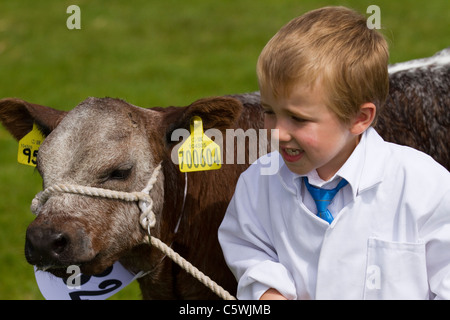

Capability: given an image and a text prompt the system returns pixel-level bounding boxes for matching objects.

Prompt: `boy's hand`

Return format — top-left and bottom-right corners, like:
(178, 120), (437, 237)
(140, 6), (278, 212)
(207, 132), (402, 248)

(260, 288), (288, 300)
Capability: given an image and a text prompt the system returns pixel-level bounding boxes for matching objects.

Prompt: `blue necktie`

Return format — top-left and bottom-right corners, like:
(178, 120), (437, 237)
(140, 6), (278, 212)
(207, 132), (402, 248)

(303, 177), (348, 224)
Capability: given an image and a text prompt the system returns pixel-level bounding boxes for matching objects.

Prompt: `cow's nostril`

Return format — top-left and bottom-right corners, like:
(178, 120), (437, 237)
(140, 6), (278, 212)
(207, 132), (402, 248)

(52, 233), (68, 255)
(25, 227), (71, 266)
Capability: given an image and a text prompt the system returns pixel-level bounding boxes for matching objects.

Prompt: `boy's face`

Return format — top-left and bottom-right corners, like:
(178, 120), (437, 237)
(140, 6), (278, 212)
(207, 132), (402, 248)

(261, 82), (359, 181)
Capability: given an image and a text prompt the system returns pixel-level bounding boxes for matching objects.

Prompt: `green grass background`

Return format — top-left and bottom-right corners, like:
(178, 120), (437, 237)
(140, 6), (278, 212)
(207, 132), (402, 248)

(0, 0), (448, 300)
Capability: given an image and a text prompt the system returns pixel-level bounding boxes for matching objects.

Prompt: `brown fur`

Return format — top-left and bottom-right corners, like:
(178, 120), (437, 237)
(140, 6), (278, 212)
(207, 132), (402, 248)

(375, 55), (450, 170)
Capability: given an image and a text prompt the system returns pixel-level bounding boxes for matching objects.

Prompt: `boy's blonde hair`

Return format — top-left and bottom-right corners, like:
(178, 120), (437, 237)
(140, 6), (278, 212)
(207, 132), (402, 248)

(257, 6), (389, 125)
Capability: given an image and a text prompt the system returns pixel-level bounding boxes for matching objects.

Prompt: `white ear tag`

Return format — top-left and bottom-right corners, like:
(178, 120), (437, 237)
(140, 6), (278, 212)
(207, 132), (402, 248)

(34, 261), (142, 300)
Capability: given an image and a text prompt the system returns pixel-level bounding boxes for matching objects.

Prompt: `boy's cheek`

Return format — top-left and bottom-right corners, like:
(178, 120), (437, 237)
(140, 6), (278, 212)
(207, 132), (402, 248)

(297, 132), (318, 151)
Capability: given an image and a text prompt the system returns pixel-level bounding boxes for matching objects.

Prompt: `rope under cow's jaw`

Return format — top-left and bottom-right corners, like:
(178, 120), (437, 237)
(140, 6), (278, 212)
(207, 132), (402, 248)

(29, 162), (236, 300)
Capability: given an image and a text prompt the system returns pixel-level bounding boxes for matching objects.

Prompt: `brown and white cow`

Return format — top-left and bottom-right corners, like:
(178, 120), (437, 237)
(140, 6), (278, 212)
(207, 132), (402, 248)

(0, 48), (448, 300)
(0, 94), (265, 299)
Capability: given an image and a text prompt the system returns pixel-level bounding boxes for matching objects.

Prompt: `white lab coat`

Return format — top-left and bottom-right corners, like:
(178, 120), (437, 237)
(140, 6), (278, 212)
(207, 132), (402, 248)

(218, 128), (450, 300)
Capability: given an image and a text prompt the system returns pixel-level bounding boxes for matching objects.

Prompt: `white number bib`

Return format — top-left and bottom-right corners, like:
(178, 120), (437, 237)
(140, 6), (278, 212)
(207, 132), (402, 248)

(34, 262), (143, 300)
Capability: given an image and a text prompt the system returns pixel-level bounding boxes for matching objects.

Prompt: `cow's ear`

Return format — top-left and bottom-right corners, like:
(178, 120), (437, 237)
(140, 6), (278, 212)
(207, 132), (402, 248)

(0, 98), (67, 141)
(181, 96), (243, 131)
(163, 96), (243, 143)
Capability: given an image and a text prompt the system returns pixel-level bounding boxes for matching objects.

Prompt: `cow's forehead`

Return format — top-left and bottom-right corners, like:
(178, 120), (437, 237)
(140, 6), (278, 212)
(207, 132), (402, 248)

(37, 97), (154, 186)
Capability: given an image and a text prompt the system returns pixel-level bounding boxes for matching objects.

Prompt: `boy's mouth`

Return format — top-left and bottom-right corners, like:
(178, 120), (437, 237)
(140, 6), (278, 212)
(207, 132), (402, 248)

(285, 148), (301, 156)
(281, 147), (304, 162)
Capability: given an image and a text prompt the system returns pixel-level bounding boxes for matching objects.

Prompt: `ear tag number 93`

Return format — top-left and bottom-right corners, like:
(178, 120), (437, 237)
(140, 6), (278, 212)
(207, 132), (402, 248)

(178, 116), (221, 172)
(18, 123), (45, 167)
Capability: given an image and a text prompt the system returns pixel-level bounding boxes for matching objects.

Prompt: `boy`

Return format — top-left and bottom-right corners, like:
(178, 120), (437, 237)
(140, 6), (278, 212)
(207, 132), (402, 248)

(218, 6), (450, 299)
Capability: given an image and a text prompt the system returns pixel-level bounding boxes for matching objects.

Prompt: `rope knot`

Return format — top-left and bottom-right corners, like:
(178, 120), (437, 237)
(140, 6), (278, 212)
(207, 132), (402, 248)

(139, 198), (156, 230)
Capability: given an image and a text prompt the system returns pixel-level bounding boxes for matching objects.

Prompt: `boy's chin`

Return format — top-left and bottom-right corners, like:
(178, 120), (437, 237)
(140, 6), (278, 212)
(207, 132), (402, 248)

(282, 160), (312, 176)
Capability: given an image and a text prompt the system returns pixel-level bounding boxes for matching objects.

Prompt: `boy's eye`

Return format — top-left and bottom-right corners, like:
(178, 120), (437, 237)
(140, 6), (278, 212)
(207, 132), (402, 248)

(291, 116), (306, 123)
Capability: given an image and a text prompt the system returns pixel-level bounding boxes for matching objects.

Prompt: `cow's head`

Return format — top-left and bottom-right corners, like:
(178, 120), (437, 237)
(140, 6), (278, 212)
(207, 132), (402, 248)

(0, 96), (242, 277)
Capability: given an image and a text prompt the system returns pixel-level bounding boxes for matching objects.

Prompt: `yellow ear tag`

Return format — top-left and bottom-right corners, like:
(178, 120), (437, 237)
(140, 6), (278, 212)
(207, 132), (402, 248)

(178, 116), (221, 172)
(18, 123), (45, 167)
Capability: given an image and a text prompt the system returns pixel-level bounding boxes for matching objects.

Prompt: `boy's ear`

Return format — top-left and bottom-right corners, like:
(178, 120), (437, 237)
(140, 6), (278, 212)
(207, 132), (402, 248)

(350, 102), (376, 135)
(0, 98), (68, 141)
(163, 96), (243, 145)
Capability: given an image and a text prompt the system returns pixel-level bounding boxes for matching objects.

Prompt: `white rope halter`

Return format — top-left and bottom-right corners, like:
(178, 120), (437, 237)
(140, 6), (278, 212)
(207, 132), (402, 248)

(29, 162), (235, 300)
(31, 163), (162, 231)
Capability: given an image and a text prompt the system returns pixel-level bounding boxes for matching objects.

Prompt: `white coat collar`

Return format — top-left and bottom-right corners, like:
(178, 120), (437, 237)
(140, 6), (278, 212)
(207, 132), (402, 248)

(355, 127), (387, 194)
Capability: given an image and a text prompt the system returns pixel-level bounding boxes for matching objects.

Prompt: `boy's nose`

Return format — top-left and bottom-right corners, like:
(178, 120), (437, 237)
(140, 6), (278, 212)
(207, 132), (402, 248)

(274, 121), (291, 143)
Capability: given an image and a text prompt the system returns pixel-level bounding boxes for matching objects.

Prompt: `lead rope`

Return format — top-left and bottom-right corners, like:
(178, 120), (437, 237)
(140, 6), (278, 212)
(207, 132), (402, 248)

(30, 163), (236, 301)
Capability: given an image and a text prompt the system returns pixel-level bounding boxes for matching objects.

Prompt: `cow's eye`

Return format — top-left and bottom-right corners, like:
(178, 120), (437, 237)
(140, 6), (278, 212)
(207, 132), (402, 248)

(108, 168), (132, 181)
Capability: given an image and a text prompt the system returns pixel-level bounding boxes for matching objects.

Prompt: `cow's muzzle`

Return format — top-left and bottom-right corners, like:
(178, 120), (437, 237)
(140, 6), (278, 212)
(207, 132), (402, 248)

(24, 224), (93, 270)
